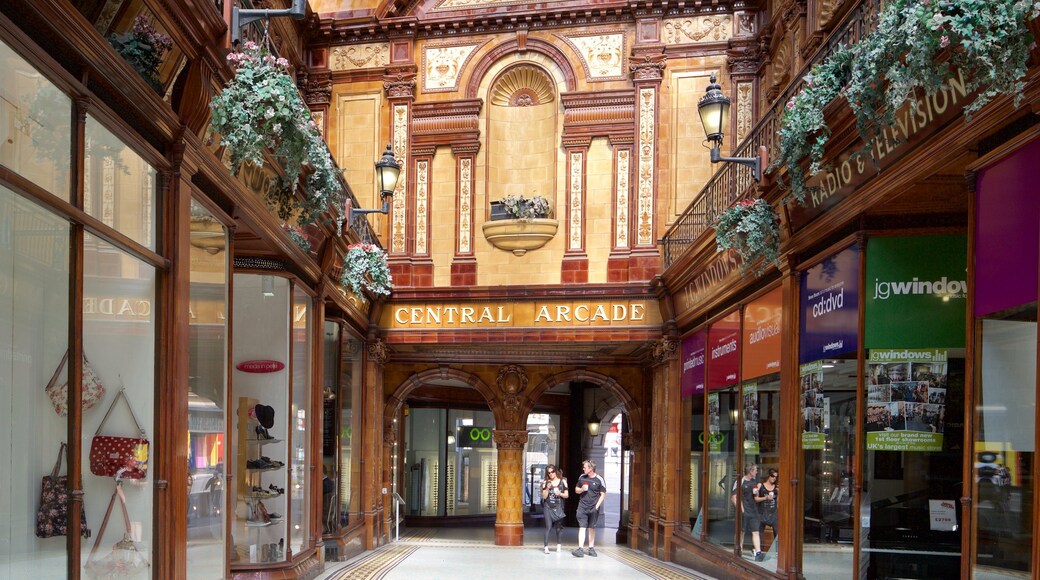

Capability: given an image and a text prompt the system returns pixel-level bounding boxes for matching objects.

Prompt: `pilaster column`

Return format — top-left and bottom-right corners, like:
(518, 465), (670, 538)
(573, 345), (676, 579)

(364, 337), (391, 548)
(451, 146), (478, 286)
(648, 335), (679, 560)
(562, 144), (589, 283)
(777, 253), (801, 579)
(382, 52), (418, 281)
(628, 51), (665, 281)
(493, 429), (529, 546)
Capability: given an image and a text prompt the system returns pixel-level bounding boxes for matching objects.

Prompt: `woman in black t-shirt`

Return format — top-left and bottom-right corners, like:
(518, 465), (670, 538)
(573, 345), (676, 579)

(756, 468), (779, 551)
(541, 465), (569, 553)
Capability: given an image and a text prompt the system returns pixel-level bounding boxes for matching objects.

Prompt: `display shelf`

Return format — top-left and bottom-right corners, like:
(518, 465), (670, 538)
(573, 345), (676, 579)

(246, 465), (284, 472)
(247, 438), (284, 446)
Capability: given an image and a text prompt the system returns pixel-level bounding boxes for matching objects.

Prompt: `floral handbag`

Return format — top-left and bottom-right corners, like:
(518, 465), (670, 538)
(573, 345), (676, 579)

(45, 349), (106, 416)
(35, 442), (91, 538)
(84, 482), (149, 579)
(89, 388), (149, 479)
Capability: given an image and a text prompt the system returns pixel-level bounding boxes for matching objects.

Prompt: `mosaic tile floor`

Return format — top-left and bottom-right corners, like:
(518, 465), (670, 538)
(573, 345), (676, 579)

(319, 526), (717, 580)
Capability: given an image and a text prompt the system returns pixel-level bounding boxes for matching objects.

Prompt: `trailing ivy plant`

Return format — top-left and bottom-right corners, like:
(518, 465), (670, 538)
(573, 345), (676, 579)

(714, 198), (781, 275)
(341, 243), (392, 298)
(777, 0), (1040, 202)
(210, 41), (340, 224)
(282, 224), (311, 253)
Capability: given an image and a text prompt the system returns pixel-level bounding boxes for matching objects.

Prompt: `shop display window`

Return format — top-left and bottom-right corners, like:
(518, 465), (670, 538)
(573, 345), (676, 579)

(0, 40), (71, 201)
(187, 199), (228, 578)
(290, 286), (311, 555)
(80, 232), (157, 578)
(705, 388), (739, 549)
(231, 274), (291, 565)
(0, 186), (70, 578)
(321, 322), (363, 536)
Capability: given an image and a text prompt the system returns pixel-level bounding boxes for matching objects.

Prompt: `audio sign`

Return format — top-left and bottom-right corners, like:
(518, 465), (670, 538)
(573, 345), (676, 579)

(457, 426), (494, 448)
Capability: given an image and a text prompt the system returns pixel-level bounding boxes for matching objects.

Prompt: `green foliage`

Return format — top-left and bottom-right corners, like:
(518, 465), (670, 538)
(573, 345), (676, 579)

(282, 224), (311, 253)
(108, 15), (172, 92)
(210, 42), (341, 225)
(777, 0), (1040, 202)
(500, 194), (551, 219)
(715, 198), (781, 275)
(341, 244), (392, 298)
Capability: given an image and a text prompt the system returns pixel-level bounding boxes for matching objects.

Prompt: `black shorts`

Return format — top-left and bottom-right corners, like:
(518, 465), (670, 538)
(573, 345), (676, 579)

(576, 507), (599, 527)
(743, 512), (761, 532)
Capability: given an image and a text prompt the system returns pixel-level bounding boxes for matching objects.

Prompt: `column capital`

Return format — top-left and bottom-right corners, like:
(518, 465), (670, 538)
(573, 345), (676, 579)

(493, 429), (529, 449)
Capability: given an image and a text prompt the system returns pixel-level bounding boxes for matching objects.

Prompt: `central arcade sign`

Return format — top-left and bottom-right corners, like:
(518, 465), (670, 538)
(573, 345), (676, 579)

(382, 299), (660, 329)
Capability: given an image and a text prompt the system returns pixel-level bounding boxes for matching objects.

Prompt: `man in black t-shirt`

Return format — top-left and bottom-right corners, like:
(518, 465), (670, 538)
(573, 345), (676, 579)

(731, 463), (763, 561)
(571, 459), (606, 558)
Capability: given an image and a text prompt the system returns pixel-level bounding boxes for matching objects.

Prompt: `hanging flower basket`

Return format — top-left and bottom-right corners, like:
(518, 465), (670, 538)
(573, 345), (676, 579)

(210, 41), (336, 224)
(340, 244), (392, 298)
(282, 224), (311, 253)
(715, 198), (781, 275)
(108, 14), (172, 92)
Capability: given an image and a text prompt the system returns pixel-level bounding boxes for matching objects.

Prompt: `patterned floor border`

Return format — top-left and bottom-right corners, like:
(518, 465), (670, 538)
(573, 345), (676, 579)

(328, 544), (419, 580)
(602, 548), (715, 580)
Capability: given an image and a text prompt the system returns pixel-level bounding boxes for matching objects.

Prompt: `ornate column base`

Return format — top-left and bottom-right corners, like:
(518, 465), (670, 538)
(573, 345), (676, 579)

(495, 522), (525, 546)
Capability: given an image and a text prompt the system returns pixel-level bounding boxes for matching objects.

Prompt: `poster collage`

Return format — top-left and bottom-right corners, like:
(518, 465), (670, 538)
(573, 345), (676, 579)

(800, 360), (827, 449)
(866, 348), (947, 452)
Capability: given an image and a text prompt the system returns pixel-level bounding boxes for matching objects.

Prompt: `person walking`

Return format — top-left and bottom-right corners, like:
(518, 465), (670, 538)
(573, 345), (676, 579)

(756, 468), (779, 557)
(572, 459), (606, 558)
(541, 465), (568, 553)
(731, 463), (764, 561)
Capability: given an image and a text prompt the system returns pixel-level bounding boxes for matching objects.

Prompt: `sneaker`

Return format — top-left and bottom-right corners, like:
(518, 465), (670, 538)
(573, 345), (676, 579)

(754, 551), (765, 562)
(571, 548), (584, 558)
(544, 546), (550, 554)
(557, 544), (562, 553)
(587, 547), (598, 557)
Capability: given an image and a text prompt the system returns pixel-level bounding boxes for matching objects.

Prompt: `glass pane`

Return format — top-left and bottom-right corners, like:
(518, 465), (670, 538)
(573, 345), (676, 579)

(0, 185), (69, 577)
(407, 408), (445, 516)
(706, 387), (738, 550)
(524, 413), (560, 512)
(81, 232), (157, 577)
(862, 355), (964, 578)
(231, 274), (289, 564)
(187, 199), (227, 578)
(0, 40), (71, 200)
(689, 394), (704, 533)
(973, 315), (1036, 577)
(321, 321), (340, 534)
(83, 116), (156, 250)
(802, 359), (857, 578)
(746, 375), (780, 570)
(290, 287), (311, 554)
(341, 335), (363, 528)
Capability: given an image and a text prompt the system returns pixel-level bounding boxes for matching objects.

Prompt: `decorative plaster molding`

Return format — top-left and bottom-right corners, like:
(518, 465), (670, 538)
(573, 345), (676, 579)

(330, 43), (390, 71)
(492, 429), (529, 449)
(662, 15), (733, 44)
(369, 338), (391, 364)
(629, 53), (666, 82)
(558, 31), (627, 81)
(422, 41), (483, 92)
(384, 68), (418, 100)
(497, 364), (529, 395)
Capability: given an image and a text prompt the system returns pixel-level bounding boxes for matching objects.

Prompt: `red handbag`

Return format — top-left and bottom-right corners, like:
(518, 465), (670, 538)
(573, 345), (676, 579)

(89, 389), (149, 479)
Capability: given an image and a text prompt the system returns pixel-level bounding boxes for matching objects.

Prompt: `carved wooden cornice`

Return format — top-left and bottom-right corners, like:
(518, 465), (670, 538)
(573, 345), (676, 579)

(650, 336), (678, 364)
(800, 31), (825, 61)
(780, 0), (807, 30)
(493, 429), (529, 450)
(369, 338), (391, 364)
(496, 364), (529, 395)
(383, 66), (418, 99)
(727, 39), (762, 76)
(410, 99), (483, 153)
(561, 90), (635, 147)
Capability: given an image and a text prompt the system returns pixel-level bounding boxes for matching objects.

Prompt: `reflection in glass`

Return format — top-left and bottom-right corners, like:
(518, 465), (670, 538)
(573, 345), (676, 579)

(0, 186), (70, 577)
(689, 394), (704, 534)
(0, 39), (71, 200)
(341, 336), (362, 528)
(745, 376), (779, 570)
(706, 388), (738, 550)
(973, 315), (1035, 577)
(800, 359), (856, 578)
(83, 116), (156, 250)
(81, 233), (156, 577)
(524, 413), (560, 511)
(290, 287), (311, 554)
(187, 199), (227, 578)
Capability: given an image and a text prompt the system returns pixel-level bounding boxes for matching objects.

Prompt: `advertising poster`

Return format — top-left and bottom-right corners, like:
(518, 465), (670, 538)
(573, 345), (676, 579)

(742, 287), (782, 379)
(707, 393), (722, 454)
(742, 382), (760, 455)
(865, 235), (967, 349)
(800, 245), (859, 364)
(681, 331), (706, 397)
(707, 310), (741, 391)
(866, 348), (947, 451)
(800, 361), (825, 449)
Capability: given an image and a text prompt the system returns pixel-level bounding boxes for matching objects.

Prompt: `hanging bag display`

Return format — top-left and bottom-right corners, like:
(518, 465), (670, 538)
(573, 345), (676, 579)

(45, 349), (107, 417)
(84, 482), (149, 579)
(89, 388), (149, 479)
(35, 442), (92, 538)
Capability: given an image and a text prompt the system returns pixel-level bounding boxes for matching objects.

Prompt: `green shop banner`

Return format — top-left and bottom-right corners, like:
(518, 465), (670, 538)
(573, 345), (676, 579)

(742, 383), (760, 456)
(865, 235), (966, 348)
(866, 348), (948, 452)
(800, 361), (825, 450)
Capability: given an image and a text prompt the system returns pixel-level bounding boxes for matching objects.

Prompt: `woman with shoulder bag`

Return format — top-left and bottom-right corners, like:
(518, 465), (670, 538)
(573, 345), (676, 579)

(541, 465), (569, 554)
